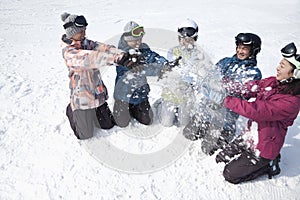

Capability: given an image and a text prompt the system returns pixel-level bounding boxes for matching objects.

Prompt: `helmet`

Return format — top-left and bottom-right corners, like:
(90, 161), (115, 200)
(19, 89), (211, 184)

(281, 42), (300, 79)
(235, 33), (261, 57)
(177, 19), (198, 41)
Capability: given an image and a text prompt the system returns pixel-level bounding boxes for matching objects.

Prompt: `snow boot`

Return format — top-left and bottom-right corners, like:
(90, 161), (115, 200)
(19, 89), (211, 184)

(218, 130), (235, 144)
(183, 116), (210, 141)
(201, 136), (219, 155)
(268, 154), (281, 179)
(66, 104), (80, 139)
(201, 130), (234, 155)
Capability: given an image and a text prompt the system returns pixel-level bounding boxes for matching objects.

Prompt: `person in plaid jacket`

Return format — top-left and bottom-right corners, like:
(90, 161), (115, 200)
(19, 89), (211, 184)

(61, 12), (135, 139)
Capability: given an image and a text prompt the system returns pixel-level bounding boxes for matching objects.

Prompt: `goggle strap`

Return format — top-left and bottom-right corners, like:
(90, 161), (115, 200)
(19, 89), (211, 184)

(63, 22), (73, 29)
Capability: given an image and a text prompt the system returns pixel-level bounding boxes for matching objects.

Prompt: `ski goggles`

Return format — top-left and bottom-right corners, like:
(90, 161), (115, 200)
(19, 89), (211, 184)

(63, 15), (88, 29)
(132, 26), (145, 37)
(281, 42), (300, 69)
(124, 26), (145, 37)
(235, 33), (252, 45)
(178, 27), (198, 38)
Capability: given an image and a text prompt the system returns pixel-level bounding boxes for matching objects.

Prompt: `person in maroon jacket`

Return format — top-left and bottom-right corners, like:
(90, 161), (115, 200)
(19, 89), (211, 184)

(215, 42), (300, 184)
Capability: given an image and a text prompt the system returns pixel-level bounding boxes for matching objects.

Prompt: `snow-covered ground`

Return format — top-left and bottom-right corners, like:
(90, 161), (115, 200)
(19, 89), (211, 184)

(0, 0), (300, 199)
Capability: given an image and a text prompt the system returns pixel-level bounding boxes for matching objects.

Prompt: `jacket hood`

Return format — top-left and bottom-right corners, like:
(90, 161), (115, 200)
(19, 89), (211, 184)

(118, 34), (131, 52)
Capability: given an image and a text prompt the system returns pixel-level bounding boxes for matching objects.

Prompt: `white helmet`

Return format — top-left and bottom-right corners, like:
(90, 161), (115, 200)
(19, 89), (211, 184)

(281, 42), (300, 79)
(177, 19), (198, 41)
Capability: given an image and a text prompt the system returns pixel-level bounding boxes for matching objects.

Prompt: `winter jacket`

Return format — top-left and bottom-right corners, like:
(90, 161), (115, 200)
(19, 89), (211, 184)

(167, 45), (198, 64)
(224, 77), (300, 160)
(167, 45), (214, 85)
(162, 45), (221, 104)
(62, 37), (124, 111)
(113, 35), (167, 105)
(216, 54), (262, 132)
(216, 55), (262, 85)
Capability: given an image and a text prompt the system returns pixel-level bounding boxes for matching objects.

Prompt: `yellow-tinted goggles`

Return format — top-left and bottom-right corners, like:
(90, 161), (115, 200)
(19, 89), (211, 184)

(131, 26), (146, 37)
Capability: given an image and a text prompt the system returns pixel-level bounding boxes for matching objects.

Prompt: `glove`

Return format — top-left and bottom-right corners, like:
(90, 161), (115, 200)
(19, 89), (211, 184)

(157, 56), (182, 80)
(117, 49), (144, 69)
(222, 78), (245, 96)
(215, 137), (245, 163)
(215, 151), (230, 163)
(167, 56), (182, 68)
(62, 34), (72, 44)
(202, 82), (226, 106)
(162, 56), (182, 72)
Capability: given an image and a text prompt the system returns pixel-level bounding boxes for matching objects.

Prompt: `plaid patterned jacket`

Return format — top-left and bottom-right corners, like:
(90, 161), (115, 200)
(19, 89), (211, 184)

(62, 38), (124, 111)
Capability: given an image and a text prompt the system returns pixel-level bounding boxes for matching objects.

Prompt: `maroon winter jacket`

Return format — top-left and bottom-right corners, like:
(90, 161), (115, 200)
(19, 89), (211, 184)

(224, 77), (300, 160)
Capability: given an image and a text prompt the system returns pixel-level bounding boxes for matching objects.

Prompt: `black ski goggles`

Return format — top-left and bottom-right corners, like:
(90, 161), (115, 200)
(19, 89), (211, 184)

(63, 15), (88, 29)
(281, 42), (300, 69)
(178, 27), (198, 38)
(235, 33), (252, 45)
(281, 42), (297, 58)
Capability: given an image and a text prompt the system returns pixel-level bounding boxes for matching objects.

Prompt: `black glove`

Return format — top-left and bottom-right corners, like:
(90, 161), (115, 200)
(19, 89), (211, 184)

(215, 137), (245, 163)
(117, 52), (136, 68)
(62, 34), (73, 44)
(214, 130), (232, 149)
(117, 49), (144, 69)
(157, 56), (182, 79)
(166, 56), (182, 69)
(215, 151), (230, 163)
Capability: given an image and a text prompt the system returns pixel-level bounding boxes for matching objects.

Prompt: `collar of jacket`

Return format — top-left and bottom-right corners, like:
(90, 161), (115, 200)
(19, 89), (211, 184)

(232, 54), (257, 66)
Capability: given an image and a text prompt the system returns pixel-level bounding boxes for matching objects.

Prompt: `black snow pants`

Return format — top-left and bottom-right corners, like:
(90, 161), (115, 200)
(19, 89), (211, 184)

(223, 150), (271, 184)
(113, 99), (153, 127)
(66, 102), (115, 140)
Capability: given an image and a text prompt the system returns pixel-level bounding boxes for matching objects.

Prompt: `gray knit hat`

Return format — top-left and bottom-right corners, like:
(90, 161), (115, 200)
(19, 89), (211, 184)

(61, 12), (88, 39)
(123, 21), (144, 41)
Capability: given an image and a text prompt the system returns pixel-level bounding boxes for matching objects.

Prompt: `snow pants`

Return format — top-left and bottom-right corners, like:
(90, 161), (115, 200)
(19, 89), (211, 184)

(223, 108), (239, 133)
(113, 99), (153, 127)
(66, 102), (115, 140)
(223, 150), (271, 184)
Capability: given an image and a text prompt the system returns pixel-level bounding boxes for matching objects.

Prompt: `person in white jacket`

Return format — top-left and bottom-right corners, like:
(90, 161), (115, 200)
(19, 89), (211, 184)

(158, 19), (223, 128)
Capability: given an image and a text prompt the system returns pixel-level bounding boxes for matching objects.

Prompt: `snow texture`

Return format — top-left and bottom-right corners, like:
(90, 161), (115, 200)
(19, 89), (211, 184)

(0, 0), (300, 199)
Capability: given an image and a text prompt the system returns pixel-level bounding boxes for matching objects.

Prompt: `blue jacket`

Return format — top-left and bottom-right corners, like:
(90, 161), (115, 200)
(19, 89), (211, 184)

(113, 35), (167, 105)
(216, 55), (262, 84)
(216, 54), (262, 132)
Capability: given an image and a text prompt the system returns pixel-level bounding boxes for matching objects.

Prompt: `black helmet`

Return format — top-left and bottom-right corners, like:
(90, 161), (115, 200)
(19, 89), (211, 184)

(235, 33), (261, 57)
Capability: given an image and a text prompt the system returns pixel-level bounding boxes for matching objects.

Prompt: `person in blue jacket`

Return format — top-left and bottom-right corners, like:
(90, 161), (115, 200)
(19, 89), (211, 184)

(184, 33), (263, 155)
(113, 21), (177, 127)
(216, 33), (262, 133)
